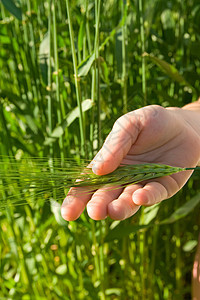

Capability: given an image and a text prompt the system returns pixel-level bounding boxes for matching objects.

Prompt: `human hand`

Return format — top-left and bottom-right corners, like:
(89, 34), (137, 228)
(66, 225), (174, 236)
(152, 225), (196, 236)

(61, 105), (200, 221)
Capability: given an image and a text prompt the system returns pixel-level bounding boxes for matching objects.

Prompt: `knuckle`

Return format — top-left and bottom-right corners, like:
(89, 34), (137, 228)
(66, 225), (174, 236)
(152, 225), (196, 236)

(114, 114), (129, 128)
(112, 105), (167, 139)
(140, 105), (166, 126)
(113, 112), (141, 136)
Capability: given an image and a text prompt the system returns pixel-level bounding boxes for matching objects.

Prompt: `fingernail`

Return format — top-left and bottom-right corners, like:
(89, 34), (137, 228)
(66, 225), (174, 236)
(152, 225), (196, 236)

(92, 164), (99, 175)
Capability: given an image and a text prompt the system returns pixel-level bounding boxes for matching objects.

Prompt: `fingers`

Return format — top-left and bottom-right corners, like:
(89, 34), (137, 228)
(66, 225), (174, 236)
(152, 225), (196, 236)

(108, 184), (142, 220)
(87, 186), (123, 220)
(132, 176), (179, 206)
(86, 178), (173, 221)
(61, 187), (93, 221)
(61, 185), (123, 221)
(61, 172), (183, 221)
(92, 111), (142, 175)
(132, 182), (168, 206)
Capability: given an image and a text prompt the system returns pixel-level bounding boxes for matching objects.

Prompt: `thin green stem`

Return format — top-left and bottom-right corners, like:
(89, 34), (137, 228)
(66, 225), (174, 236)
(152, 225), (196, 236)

(185, 167), (200, 170)
(139, 207), (146, 300)
(85, 0), (92, 54)
(122, 0), (128, 114)
(0, 105), (14, 156)
(48, 0), (53, 159)
(149, 225), (159, 298)
(52, 0), (64, 161)
(94, 0), (101, 149)
(91, 221), (100, 280)
(138, 0), (147, 105)
(66, 0), (85, 156)
(24, 0), (45, 124)
(174, 193), (183, 297)
(175, 222), (182, 296)
(99, 221), (106, 300)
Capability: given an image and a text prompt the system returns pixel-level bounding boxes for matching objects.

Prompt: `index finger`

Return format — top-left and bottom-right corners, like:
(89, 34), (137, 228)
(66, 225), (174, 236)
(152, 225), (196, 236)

(92, 110), (142, 175)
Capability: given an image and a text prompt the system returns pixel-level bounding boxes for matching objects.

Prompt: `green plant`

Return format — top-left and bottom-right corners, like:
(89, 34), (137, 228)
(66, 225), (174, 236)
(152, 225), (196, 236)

(0, 0), (200, 299)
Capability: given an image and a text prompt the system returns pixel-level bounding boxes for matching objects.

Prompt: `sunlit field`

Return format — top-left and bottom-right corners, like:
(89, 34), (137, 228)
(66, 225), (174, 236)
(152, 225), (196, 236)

(0, 0), (200, 299)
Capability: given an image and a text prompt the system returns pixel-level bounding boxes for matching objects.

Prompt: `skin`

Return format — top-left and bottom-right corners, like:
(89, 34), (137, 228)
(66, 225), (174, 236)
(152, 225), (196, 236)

(61, 101), (200, 299)
(61, 103), (200, 221)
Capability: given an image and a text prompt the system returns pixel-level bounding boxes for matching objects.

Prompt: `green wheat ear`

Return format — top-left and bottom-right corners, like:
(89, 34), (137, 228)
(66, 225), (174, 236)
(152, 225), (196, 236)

(73, 163), (199, 188)
(1, 158), (200, 208)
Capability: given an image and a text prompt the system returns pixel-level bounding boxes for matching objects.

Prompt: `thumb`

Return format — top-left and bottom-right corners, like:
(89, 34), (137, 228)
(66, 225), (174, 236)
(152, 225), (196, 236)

(92, 110), (142, 175)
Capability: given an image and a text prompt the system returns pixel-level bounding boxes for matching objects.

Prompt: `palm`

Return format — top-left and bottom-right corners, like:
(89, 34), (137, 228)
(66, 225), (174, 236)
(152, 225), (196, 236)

(61, 106), (200, 221)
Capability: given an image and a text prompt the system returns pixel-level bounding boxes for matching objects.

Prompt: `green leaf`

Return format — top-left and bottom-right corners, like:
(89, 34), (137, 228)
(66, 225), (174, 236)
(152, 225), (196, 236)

(160, 192), (200, 224)
(143, 203), (160, 225)
(77, 14), (126, 78)
(44, 99), (93, 145)
(99, 57), (109, 84)
(24, 115), (38, 134)
(50, 200), (69, 228)
(115, 28), (122, 75)
(39, 31), (52, 85)
(183, 240), (198, 252)
(65, 99), (93, 126)
(144, 53), (191, 87)
(78, 19), (86, 51)
(1, 0), (22, 21)
(78, 53), (95, 77)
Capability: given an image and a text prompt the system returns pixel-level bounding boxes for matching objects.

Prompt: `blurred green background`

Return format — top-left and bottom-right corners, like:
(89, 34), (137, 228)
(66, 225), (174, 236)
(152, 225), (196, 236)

(0, 0), (200, 299)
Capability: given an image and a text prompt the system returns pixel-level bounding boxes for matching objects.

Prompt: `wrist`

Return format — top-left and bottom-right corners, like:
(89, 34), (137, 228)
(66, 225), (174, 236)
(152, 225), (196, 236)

(166, 101), (200, 137)
(167, 103), (200, 166)
(182, 98), (200, 112)
(181, 100), (200, 137)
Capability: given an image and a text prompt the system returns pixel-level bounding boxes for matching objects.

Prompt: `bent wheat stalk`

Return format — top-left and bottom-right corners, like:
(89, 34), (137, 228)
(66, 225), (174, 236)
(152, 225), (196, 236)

(0, 156), (199, 209)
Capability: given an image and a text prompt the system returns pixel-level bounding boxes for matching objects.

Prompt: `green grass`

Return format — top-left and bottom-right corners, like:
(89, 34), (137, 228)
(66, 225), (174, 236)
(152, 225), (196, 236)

(0, 0), (200, 299)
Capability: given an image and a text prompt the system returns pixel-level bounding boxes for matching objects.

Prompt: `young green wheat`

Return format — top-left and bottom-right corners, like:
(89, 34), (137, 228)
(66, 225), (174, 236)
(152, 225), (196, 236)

(0, 156), (199, 209)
